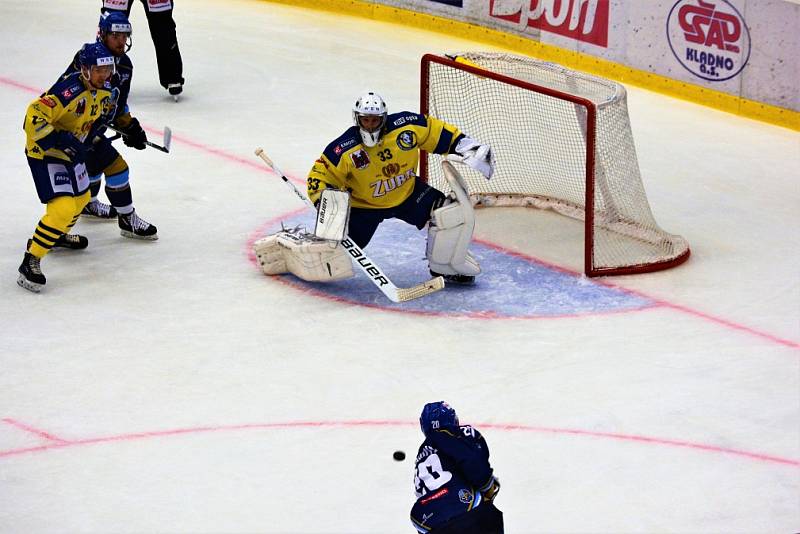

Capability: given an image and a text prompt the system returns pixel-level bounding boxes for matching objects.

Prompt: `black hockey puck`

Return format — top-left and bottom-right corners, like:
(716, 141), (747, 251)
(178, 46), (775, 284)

(393, 450), (406, 461)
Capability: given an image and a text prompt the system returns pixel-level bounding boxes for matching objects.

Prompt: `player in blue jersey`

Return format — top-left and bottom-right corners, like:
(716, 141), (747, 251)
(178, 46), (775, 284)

(64, 11), (157, 239)
(411, 401), (503, 533)
(18, 43), (115, 292)
(305, 91), (495, 285)
(101, 0), (184, 99)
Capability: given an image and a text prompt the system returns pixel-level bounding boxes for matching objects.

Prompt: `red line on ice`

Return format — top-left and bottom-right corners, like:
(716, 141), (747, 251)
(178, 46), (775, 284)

(1, 418), (70, 444)
(0, 419), (797, 467)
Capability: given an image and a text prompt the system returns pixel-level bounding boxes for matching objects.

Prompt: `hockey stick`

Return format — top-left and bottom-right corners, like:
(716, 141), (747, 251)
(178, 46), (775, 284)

(254, 148), (445, 303)
(106, 124), (172, 153)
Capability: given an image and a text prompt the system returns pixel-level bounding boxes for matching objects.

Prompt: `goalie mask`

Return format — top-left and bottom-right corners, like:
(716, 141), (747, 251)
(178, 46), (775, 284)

(353, 91), (387, 148)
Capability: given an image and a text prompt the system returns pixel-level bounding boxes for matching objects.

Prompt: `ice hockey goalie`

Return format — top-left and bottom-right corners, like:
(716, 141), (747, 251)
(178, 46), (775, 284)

(253, 226), (354, 282)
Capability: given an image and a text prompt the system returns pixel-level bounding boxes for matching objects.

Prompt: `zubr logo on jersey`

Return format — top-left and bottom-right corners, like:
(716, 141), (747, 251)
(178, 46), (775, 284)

(488, 0), (609, 47)
(667, 0), (751, 82)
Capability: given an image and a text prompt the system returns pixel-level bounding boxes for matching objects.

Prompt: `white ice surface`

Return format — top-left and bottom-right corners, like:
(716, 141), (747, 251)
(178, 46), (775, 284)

(0, 1), (798, 533)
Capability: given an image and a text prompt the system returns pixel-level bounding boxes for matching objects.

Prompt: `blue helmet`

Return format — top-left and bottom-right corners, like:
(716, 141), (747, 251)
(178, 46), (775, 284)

(99, 11), (132, 34)
(98, 11), (132, 53)
(420, 401), (459, 436)
(79, 42), (116, 69)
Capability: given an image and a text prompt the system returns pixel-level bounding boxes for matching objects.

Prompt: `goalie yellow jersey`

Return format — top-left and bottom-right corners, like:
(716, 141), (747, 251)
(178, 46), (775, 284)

(307, 112), (463, 209)
(24, 72), (113, 162)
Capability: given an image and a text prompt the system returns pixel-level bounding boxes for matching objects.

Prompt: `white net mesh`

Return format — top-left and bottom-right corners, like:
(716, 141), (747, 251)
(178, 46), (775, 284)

(422, 52), (689, 276)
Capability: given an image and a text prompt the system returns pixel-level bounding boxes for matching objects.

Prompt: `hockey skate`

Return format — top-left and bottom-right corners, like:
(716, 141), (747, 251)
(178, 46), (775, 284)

(167, 81), (183, 102)
(55, 233), (89, 249)
(26, 233), (88, 251)
(118, 210), (158, 240)
(81, 200), (117, 219)
(430, 270), (476, 285)
(17, 252), (45, 292)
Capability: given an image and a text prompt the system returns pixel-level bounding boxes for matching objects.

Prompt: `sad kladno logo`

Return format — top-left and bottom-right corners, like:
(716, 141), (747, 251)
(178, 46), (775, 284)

(667, 0), (751, 82)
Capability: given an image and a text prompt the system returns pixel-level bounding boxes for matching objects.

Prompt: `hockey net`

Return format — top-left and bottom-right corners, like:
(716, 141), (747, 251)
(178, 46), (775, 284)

(420, 52), (690, 276)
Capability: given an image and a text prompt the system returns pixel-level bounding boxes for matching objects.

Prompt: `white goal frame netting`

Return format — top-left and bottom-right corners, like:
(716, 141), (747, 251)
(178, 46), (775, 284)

(421, 52), (690, 276)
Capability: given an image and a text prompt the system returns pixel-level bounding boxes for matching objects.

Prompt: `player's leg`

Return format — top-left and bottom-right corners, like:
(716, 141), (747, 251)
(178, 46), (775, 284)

(83, 138), (118, 219)
(345, 207), (386, 249)
(19, 158), (91, 291)
(92, 141), (158, 240)
(396, 176), (479, 284)
(81, 175), (117, 219)
(394, 176), (446, 229)
(140, 0), (184, 95)
(101, 0), (134, 17)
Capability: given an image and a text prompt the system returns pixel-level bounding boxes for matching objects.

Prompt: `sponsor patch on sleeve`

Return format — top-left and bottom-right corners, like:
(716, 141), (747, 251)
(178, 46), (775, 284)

(38, 96), (57, 108)
(61, 85), (81, 99)
(146, 0), (173, 12)
(103, 0), (130, 9)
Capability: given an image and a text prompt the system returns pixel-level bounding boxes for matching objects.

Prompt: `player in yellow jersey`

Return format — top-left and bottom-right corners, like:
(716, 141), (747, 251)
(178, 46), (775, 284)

(17, 42), (115, 292)
(63, 12), (158, 239)
(305, 91), (494, 284)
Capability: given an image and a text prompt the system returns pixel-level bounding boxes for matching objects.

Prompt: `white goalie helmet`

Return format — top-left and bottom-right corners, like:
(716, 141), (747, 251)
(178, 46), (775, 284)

(353, 91), (388, 147)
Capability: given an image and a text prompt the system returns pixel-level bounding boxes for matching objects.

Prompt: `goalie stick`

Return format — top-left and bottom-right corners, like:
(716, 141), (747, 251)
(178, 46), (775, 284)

(106, 124), (172, 153)
(254, 148), (445, 303)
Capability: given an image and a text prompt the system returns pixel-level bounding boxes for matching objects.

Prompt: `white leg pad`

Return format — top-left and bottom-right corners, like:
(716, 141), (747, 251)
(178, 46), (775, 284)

(253, 229), (354, 282)
(253, 234), (288, 275)
(426, 161), (480, 277)
(427, 208), (481, 276)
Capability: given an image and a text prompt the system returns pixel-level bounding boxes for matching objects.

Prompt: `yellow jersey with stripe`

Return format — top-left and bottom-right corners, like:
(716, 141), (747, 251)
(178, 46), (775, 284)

(307, 112), (463, 209)
(24, 72), (113, 162)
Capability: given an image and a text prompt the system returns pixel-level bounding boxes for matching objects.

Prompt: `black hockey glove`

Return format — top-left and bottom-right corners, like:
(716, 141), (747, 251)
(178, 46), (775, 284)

(54, 131), (87, 165)
(121, 118), (147, 150)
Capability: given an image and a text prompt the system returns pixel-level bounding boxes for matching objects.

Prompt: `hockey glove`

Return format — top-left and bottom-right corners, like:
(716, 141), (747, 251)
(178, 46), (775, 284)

(54, 131), (87, 165)
(480, 476), (501, 502)
(121, 118), (147, 150)
(454, 136), (495, 180)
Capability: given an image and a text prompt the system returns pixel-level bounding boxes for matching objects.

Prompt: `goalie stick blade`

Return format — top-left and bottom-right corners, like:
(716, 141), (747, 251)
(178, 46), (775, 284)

(391, 276), (445, 302)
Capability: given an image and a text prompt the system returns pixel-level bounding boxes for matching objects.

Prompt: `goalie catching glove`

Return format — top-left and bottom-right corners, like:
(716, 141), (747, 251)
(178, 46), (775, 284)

(253, 227), (354, 282)
(452, 135), (495, 179)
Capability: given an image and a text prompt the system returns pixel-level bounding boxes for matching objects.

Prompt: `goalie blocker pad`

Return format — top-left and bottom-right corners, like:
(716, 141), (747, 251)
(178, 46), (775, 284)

(315, 189), (350, 242)
(426, 161), (481, 277)
(253, 228), (354, 282)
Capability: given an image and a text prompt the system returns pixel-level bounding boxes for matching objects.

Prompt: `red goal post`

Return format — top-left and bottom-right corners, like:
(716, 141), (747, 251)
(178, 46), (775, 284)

(420, 52), (690, 277)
